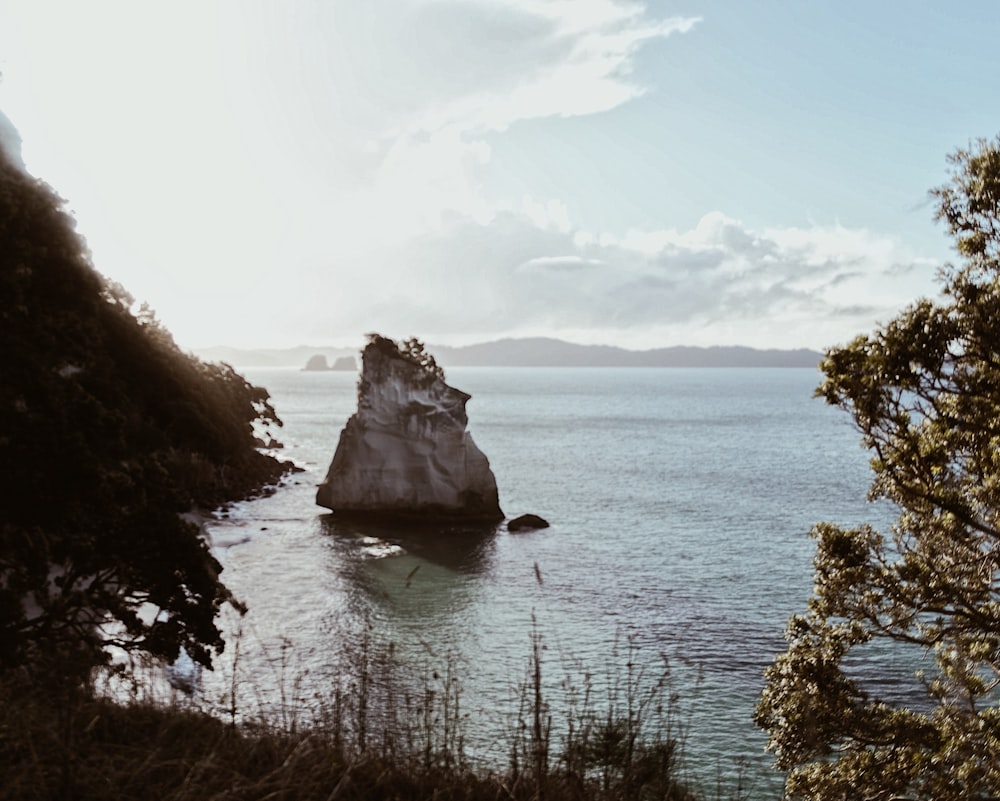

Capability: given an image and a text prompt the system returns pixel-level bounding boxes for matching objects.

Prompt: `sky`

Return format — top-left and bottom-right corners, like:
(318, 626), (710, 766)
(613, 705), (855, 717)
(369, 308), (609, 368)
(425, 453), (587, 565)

(2, 1), (1000, 352)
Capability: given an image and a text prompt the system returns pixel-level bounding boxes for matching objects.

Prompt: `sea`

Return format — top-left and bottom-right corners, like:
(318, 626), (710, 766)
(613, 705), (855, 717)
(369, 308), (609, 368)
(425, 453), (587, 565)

(192, 366), (903, 798)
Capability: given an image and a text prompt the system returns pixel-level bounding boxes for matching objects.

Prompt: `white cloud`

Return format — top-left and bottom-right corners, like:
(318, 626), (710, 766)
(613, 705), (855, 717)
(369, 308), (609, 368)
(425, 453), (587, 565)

(519, 255), (606, 270)
(400, 2), (699, 136)
(349, 1), (699, 238)
(262, 0), (704, 308)
(275, 209), (940, 350)
(521, 196), (573, 232)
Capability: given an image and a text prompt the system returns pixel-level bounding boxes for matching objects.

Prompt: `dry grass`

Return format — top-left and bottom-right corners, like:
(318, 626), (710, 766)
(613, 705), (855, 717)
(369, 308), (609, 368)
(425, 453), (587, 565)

(0, 630), (747, 801)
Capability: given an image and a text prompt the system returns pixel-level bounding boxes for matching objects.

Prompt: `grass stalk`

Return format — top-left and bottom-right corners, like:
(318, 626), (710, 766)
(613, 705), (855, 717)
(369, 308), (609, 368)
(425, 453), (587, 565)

(0, 624), (745, 801)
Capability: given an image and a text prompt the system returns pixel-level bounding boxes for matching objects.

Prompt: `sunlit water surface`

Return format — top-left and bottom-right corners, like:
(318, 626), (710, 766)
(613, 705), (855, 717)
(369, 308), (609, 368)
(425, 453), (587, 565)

(193, 367), (904, 798)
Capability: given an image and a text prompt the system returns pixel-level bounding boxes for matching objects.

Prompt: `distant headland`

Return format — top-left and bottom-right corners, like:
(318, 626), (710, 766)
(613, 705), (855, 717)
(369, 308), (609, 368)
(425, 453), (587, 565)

(195, 337), (823, 369)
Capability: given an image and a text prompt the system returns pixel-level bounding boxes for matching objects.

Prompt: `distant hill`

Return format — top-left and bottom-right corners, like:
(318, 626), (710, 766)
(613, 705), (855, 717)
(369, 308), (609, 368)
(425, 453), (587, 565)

(432, 338), (822, 367)
(194, 338), (822, 369)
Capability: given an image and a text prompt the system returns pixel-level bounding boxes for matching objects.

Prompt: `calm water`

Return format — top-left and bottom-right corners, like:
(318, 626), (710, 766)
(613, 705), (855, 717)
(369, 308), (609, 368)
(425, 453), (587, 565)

(199, 367), (893, 797)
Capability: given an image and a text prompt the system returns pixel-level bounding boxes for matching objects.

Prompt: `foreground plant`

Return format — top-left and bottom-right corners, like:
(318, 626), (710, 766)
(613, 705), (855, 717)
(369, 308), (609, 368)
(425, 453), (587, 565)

(755, 136), (1000, 798)
(0, 625), (712, 801)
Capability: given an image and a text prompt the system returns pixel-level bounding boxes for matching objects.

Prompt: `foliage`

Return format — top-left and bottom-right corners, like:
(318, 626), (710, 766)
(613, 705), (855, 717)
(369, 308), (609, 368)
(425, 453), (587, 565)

(755, 135), (1000, 799)
(0, 142), (289, 681)
(366, 332), (446, 381)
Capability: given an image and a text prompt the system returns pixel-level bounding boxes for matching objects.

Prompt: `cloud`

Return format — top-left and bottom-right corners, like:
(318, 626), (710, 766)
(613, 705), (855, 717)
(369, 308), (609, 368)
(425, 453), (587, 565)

(0, 2), (941, 351)
(279, 209), (938, 350)
(397, 2), (700, 136)
(214, 1), (701, 246)
(519, 255), (607, 270)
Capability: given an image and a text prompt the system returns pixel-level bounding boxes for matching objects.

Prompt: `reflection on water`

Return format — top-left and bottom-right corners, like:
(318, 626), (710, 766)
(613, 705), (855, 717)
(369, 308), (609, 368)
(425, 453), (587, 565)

(319, 514), (500, 573)
(317, 514), (501, 649)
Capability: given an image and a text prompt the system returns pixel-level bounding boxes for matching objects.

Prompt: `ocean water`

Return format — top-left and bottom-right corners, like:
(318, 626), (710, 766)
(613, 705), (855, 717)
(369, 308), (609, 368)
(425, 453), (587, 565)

(198, 366), (896, 797)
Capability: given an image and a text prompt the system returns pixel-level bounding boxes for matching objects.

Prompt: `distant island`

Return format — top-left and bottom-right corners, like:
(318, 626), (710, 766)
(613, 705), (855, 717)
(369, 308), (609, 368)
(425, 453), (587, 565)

(196, 337), (823, 369)
(302, 354), (357, 372)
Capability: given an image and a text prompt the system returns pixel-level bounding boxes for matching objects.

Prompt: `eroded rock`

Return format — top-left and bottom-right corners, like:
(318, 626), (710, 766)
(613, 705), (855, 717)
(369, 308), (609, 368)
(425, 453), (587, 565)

(316, 335), (503, 522)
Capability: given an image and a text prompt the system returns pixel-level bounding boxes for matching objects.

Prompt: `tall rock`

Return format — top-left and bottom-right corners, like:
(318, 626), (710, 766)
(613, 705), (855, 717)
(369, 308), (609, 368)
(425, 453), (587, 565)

(316, 335), (503, 522)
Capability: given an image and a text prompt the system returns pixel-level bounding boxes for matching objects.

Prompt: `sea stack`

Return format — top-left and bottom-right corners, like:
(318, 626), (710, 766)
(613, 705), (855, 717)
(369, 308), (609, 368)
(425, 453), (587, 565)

(316, 335), (503, 522)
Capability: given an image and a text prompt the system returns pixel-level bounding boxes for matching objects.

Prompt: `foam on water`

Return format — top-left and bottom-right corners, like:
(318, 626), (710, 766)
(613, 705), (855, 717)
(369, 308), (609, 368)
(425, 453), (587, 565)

(358, 536), (406, 558)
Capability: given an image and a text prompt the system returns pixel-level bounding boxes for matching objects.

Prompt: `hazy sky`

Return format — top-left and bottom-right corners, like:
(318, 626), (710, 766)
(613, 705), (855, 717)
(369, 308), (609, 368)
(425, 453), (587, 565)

(2, 1), (999, 351)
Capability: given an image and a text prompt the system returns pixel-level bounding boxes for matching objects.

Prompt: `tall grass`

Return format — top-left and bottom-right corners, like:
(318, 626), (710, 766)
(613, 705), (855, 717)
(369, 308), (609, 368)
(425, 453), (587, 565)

(0, 625), (750, 801)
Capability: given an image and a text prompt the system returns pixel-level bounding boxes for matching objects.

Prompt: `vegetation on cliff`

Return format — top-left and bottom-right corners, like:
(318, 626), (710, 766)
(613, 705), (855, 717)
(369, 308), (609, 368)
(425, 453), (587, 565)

(0, 142), (290, 679)
(366, 333), (446, 382)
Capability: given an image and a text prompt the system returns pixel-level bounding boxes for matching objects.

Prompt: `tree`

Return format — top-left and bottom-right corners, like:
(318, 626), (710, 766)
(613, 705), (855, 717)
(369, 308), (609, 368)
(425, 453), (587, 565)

(755, 136), (1000, 800)
(0, 131), (289, 681)
(365, 333), (446, 381)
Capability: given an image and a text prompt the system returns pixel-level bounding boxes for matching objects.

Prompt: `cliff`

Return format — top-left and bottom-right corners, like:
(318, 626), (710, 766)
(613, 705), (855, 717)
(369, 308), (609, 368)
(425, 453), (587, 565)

(316, 336), (503, 522)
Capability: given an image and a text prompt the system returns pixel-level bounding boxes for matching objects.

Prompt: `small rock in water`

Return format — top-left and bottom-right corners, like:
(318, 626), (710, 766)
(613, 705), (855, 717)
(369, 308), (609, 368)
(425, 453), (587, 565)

(507, 514), (549, 532)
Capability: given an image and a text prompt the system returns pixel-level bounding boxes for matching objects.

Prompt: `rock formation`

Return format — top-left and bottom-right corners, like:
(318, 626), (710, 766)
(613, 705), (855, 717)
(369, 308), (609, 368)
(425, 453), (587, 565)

(303, 354), (358, 371)
(331, 356), (357, 371)
(508, 513), (549, 532)
(303, 354), (332, 371)
(316, 335), (503, 522)
(0, 110), (26, 174)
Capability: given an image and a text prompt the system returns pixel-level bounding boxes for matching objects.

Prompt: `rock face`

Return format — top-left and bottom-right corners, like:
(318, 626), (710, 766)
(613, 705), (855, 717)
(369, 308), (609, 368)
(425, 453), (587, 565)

(316, 336), (503, 522)
(0, 110), (26, 174)
(508, 513), (549, 531)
